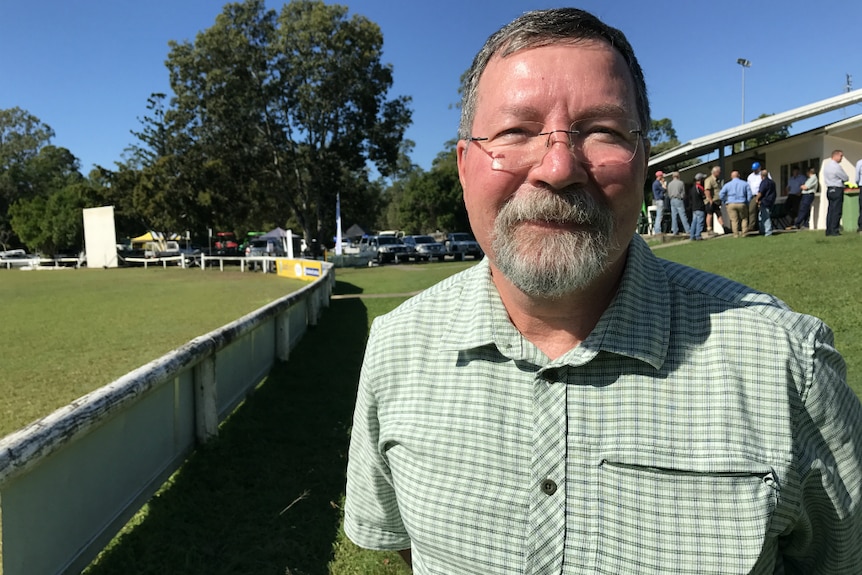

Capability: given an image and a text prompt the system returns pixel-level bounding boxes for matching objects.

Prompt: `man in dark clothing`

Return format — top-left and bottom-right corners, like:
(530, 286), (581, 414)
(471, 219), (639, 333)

(689, 173), (707, 240)
(756, 168), (777, 236)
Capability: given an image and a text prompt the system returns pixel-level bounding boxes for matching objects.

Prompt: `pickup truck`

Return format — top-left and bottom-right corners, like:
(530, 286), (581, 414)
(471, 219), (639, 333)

(444, 232), (483, 261)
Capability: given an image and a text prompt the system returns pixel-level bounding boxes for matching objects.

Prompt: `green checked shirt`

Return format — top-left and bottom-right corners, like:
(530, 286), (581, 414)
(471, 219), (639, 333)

(345, 235), (862, 575)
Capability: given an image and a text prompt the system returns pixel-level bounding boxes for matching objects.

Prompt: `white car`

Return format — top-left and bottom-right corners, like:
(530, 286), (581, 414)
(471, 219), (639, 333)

(402, 235), (446, 262)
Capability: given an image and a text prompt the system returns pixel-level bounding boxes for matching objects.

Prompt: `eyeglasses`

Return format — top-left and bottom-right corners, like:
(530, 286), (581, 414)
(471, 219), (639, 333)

(467, 117), (643, 171)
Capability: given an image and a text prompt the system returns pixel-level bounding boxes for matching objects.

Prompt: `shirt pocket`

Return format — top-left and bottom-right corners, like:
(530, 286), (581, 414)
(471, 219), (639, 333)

(594, 457), (779, 575)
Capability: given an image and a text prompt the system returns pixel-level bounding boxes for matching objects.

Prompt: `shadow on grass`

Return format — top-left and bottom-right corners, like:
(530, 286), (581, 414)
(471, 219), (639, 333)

(85, 296), (370, 575)
(333, 279), (363, 295)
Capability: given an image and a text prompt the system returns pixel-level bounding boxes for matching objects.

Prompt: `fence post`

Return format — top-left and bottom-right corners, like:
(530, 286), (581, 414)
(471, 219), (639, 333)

(308, 291), (319, 326)
(194, 355), (219, 443)
(276, 310), (291, 362)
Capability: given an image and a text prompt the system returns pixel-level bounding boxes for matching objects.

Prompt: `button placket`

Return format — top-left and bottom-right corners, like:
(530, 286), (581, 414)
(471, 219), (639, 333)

(525, 370), (567, 573)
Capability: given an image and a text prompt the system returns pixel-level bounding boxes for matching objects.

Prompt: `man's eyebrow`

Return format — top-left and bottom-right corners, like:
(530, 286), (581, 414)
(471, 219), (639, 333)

(490, 103), (635, 121)
(576, 104), (633, 118)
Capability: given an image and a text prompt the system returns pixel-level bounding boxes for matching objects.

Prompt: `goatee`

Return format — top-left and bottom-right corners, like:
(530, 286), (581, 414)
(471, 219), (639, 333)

(491, 188), (615, 298)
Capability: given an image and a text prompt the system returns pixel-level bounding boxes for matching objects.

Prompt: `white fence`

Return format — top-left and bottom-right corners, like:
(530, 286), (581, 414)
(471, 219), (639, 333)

(0, 262), (334, 574)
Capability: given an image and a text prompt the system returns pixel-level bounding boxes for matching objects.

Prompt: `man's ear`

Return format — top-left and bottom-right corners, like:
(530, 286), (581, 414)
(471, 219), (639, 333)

(456, 139), (469, 192)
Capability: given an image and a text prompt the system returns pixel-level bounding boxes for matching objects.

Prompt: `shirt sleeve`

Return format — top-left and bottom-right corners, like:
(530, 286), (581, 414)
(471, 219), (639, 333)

(782, 322), (862, 573)
(344, 320), (412, 551)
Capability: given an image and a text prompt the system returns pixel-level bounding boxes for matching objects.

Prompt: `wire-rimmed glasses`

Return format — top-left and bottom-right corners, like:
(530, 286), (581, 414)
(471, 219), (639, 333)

(467, 117), (643, 171)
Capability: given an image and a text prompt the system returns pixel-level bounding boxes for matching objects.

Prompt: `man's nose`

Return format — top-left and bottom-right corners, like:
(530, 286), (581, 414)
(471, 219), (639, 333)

(531, 131), (587, 189)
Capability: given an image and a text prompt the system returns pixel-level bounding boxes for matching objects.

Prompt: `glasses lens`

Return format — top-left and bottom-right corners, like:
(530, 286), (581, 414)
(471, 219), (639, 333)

(472, 117), (640, 171)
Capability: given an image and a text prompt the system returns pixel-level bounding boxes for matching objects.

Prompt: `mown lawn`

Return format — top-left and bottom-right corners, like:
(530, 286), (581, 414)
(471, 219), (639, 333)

(3, 233), (860, 574)
(0, 266), (307, 437)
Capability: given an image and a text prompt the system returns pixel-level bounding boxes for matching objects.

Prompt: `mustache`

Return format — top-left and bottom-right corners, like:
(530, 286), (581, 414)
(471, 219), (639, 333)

(497, 188), (609, 227)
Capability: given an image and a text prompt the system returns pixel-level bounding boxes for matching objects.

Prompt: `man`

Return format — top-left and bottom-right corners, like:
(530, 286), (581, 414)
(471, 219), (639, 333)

(823, 149), (848, 236)
(719, 170), (753, 237)
(666, 171), (690, 235)
(689, 173), (706, 240)
(345, 8), (862, 574)
(746, 162), (766, 232)
(784, 167), (806, 221)
(702, 165), (724, 234)
(856, 157), (862, 233)
(756, 168), (777, 236)
(651, 170), (666, 234)
(788, 167), (818, 229)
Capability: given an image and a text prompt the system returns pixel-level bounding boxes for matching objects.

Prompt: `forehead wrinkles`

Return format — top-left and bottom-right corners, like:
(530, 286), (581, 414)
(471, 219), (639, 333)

(474, 43), (637, 124)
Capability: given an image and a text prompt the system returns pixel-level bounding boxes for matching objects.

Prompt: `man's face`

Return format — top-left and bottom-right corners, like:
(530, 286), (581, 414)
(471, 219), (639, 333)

(456, 42), (647, 298)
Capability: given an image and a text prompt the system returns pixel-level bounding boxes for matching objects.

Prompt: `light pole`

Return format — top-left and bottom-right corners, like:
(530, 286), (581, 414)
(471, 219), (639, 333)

(737, 58), (751, 125)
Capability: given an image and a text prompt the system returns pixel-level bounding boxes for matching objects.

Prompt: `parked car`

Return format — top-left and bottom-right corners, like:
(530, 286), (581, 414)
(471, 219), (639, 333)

(245, 238), (286, 257)
(444, 232), (483, 261)
(214, 231), (239, 256)
(402, 234), (446, 262)
(358, 235), (411, 264)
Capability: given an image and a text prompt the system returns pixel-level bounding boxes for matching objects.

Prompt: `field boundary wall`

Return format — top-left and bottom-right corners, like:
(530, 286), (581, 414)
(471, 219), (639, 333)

(0, 262), (334, 574)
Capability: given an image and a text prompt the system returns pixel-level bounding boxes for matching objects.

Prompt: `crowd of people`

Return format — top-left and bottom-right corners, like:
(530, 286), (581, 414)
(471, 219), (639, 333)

(651, 151), (862, 238)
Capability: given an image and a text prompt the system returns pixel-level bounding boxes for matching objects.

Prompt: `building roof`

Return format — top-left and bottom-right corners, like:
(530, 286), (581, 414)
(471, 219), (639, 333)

(649, 88), (862, 168)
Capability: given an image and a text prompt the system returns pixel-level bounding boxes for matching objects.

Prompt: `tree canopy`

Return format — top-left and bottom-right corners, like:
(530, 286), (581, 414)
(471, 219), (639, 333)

(0, 107), (56, 249)
(109, 0), (412, 246)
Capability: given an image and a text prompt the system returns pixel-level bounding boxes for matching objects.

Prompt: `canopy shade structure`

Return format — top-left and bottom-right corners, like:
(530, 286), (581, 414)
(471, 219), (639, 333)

(649, 88), (862, 168)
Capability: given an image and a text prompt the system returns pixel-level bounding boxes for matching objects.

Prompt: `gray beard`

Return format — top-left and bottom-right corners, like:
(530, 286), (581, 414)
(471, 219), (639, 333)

(491, 189), (615, 298)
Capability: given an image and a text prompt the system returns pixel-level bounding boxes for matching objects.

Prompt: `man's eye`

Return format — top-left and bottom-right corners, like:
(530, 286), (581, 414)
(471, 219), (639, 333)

(582, 125), (629, 142)
(493, 127), (539, 144)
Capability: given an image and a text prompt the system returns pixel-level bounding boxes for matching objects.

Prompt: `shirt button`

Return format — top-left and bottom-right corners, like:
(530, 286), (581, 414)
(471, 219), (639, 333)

(541, 479), (558, 495)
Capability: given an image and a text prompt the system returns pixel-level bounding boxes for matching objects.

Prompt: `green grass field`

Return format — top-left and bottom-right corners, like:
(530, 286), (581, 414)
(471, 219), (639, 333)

(0, 267), (308, 437)
(2, 232), (860, 574)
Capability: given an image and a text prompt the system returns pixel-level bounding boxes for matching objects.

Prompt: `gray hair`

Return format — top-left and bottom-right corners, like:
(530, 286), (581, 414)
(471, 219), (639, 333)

(458, 8), (650, 139)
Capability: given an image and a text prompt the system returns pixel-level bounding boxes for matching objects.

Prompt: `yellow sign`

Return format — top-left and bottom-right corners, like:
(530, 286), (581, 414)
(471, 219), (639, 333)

(276, 258), (323, 282)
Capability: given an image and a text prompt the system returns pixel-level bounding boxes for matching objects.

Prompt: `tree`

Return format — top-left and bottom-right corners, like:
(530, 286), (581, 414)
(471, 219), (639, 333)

(394, 142), (469, 234)
(734, 113), (791, 153)
(133, 0), (412, 245)
(647, 118), (680, 157)
(648, 117), (700, 173)
(7, 145), (92, 255)
(0, 107), (55, 248)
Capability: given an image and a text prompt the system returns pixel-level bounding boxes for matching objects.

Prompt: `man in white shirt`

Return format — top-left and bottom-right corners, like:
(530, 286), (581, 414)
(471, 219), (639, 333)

(856, 158), (862, 234)
(823, 150), (849, 236)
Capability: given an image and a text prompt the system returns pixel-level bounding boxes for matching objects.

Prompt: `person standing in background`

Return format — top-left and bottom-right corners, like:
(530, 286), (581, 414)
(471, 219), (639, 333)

(720, 170), (753, 237)
(787, 167), (818, 229)
(689, 173), (707, 240)
(856, 157), (862, 233)
(785, 167), (806, 222)
(703, 165), (724, 235)
(652, 170), (666, 234)
(823, 150), (848, 236)
(757, 168), (777, 236)
(666, 171), (690, 235)
(746, 162), (769, 233)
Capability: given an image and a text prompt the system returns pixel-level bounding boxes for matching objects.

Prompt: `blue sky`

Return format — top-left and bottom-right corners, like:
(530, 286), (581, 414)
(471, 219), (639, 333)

(3, 0), (861, 175)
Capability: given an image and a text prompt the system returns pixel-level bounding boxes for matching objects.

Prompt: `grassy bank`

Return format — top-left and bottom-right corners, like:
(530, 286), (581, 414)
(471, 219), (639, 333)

(0, 267), (307, 437)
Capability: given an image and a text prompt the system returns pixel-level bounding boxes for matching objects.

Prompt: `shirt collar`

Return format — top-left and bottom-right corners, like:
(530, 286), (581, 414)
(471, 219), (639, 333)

(439, 236), (670, 370)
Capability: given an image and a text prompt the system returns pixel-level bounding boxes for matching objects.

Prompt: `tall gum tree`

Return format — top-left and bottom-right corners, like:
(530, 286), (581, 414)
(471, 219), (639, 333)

(0, 108), (56, 249)
(151, 0), (411, 244)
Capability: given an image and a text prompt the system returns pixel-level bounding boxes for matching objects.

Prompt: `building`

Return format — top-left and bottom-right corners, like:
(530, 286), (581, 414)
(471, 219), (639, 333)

(650, 89), (862, 231)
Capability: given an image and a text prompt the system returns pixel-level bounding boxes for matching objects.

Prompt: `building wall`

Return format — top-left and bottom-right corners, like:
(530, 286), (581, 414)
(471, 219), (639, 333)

(816, 136), (862, 230)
